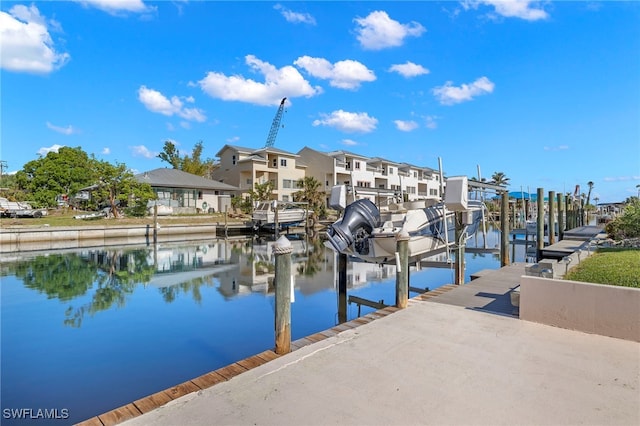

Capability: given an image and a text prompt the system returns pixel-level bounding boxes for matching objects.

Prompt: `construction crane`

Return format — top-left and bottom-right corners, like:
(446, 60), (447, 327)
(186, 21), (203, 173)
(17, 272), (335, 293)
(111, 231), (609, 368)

(264, 97), (287, 148)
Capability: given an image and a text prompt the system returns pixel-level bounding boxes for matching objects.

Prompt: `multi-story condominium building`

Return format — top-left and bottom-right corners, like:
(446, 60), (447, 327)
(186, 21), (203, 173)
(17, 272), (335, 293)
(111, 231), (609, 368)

(297, 147), (442, 207)
(212, 145), (306, 202)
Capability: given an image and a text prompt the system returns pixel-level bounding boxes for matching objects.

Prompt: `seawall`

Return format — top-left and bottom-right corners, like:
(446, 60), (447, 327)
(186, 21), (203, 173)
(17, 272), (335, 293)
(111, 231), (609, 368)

(0, 223), (220, 252)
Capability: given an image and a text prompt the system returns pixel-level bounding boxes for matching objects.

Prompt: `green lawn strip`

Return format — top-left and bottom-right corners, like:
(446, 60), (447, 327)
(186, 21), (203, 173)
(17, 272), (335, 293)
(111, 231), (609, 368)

(565, 248), (640, 288)
(0, 212), (245, 228)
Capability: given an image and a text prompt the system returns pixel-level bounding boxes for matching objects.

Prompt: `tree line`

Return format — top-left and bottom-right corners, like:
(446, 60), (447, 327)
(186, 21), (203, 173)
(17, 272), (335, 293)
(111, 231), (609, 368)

(3, 146), (154, 217)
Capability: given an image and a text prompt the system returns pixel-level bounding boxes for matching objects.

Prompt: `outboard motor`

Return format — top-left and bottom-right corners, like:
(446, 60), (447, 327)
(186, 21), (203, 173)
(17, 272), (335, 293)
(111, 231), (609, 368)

(327, 199), (380, 253)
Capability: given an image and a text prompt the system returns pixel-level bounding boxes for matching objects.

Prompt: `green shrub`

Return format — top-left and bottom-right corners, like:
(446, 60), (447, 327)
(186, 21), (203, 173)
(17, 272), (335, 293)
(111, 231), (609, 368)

(605, 200), (640, 240)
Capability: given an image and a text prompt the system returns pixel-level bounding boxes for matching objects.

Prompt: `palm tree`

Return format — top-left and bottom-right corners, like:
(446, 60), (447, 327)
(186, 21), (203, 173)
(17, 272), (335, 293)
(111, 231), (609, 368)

(293, 176), (325, 217)
(586, 181), (594, 207)
(490, 172), (510, 187)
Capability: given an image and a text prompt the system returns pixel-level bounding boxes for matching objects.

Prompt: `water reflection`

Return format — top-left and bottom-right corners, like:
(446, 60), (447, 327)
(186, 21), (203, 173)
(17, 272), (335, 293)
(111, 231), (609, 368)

(1, 230), (515, 424)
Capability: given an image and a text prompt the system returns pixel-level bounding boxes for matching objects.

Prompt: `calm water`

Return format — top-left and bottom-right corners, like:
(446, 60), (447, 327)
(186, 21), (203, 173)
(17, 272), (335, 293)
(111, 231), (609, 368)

(1, 229), (524, 424)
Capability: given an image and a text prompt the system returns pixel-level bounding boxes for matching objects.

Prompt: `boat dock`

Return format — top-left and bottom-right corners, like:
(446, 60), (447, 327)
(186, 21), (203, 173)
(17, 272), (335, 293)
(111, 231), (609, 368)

(539, 225), (604, 260)
(78, 239), (639, 425)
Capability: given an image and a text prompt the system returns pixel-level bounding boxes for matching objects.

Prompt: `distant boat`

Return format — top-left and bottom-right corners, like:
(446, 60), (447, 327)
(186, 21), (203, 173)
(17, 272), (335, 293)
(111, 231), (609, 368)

(252, 201), (309, 230)
(154, 205), (174, 216)
(74, 211), (106, 220)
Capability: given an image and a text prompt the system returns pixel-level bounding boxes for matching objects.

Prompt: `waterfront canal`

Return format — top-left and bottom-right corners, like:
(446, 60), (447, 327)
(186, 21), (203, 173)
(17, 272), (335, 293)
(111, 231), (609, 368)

(1, 229), (525, 424)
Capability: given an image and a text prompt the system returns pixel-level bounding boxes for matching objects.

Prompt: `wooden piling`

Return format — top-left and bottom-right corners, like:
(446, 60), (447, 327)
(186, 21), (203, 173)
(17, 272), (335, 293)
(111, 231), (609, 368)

(337, 252), (347, 324)
(395, 231), (409, 308)
(153, 204), (158, 244)
(548, 190), (556, 245)
(273, 236), (292, 355)
(536, 187), (544, 262)
(500, 192), (510, 267)
(557, 193), (565, 240)
(455, 212), (465, 285)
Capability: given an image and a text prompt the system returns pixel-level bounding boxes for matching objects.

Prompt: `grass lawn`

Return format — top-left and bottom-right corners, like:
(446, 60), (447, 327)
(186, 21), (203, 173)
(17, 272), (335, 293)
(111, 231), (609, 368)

(565, 248), (640, 288)
(0, 209), (250, 228)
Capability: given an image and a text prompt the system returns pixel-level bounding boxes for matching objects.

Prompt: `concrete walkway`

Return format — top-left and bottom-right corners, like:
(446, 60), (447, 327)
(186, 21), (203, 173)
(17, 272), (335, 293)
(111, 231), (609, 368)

(120, 301), (639, 426)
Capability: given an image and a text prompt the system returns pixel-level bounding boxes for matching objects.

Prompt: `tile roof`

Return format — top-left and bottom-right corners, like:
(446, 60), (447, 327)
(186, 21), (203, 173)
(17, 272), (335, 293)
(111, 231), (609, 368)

(135, 168), (238, 191)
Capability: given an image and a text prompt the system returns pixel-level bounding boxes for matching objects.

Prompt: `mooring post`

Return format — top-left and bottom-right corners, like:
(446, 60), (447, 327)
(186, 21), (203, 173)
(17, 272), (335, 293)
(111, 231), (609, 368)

(224, 205), (228, 238)
(548, 190), (556, 245)
(273, 235), (292, 355)
(455, 212), (466, 285)
(337, 252), (348, 324)
(395, 230), (410, 308)
(536, 187), (545, 262)
(557, 193), (565, 240)
(153, 204), (158, 244)
(272, 200), (279, 239)
(500, 192), (510, 267)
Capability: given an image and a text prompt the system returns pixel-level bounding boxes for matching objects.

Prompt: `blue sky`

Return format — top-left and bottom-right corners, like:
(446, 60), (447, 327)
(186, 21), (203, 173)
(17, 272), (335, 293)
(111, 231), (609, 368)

(1, 1), (639, 203)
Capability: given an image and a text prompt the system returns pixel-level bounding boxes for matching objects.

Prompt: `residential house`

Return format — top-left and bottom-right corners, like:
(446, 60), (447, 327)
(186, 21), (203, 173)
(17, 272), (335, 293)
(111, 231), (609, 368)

(135, 168), (238, 214)
(297, 147), (442, 207)
(211, 145), (306, 203)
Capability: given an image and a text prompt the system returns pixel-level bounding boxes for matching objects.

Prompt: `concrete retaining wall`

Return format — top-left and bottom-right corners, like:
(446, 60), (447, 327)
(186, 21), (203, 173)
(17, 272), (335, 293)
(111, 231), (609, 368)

(520, 276), (640, 342)
(0, 224), (218, 252)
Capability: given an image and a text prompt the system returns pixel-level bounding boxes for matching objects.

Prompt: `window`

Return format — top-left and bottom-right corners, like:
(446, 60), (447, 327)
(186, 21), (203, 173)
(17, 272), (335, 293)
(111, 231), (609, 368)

(346, 161), (351, 170)
(389, 167), (394, 175)
(272, 159), (277, 167)
(280, 158), (287, 167)
(283, 179), (293, 189)
(413, 172), (418, 178)
(198, 191), (203, 200)
(246, 179), (252, 185)
(356, 181), (371, 188)
(355, 161), (360, 170)
(232, 155), (236, 165)
(430, 188), (438, 196)
(282, 195), (289, 202)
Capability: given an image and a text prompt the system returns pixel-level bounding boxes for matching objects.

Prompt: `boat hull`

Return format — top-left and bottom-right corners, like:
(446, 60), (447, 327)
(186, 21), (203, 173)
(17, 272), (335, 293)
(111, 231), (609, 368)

(327, 200), (485, 264)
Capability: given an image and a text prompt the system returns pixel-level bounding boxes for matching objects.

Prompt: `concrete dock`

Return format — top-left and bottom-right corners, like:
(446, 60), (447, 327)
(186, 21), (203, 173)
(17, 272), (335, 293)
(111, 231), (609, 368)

(113, 300), (638, 426)
(93, 267), (640, 426)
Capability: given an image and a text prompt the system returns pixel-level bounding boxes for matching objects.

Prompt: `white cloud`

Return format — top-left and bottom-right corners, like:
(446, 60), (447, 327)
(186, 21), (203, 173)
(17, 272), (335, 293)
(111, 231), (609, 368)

(354, 11), (425, 50)
(138, 86), (206, 122)
(129, 145), (157, 159)
(394, 120), (419, 132)
(227, 136), (240, 143)
(198, 55), (322, 106)
(603, 176), (640, 182)
(389, 61), (430, 78)
(46, 122), (79, 135)
(101, 147), (111, 155)
(341, 139), (360, 146)
(425, 115), (439, 130)
(0, 5), (70, 74)
(543, 145), (570, 151)
(37, 144), (65, 156)
(274, 4), (316, 25)
(432, 76), (495, 105)
(294, 56), (376, 90)
(313, 110), (378, 133)
(74, 0), (155, 15)
(462, 1), (549, 21)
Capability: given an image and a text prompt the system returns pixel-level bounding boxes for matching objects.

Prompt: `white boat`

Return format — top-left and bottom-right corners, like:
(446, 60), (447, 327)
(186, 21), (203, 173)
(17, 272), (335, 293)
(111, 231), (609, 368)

(326, 178), (486, 264)
(252, 201), (309, 230)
